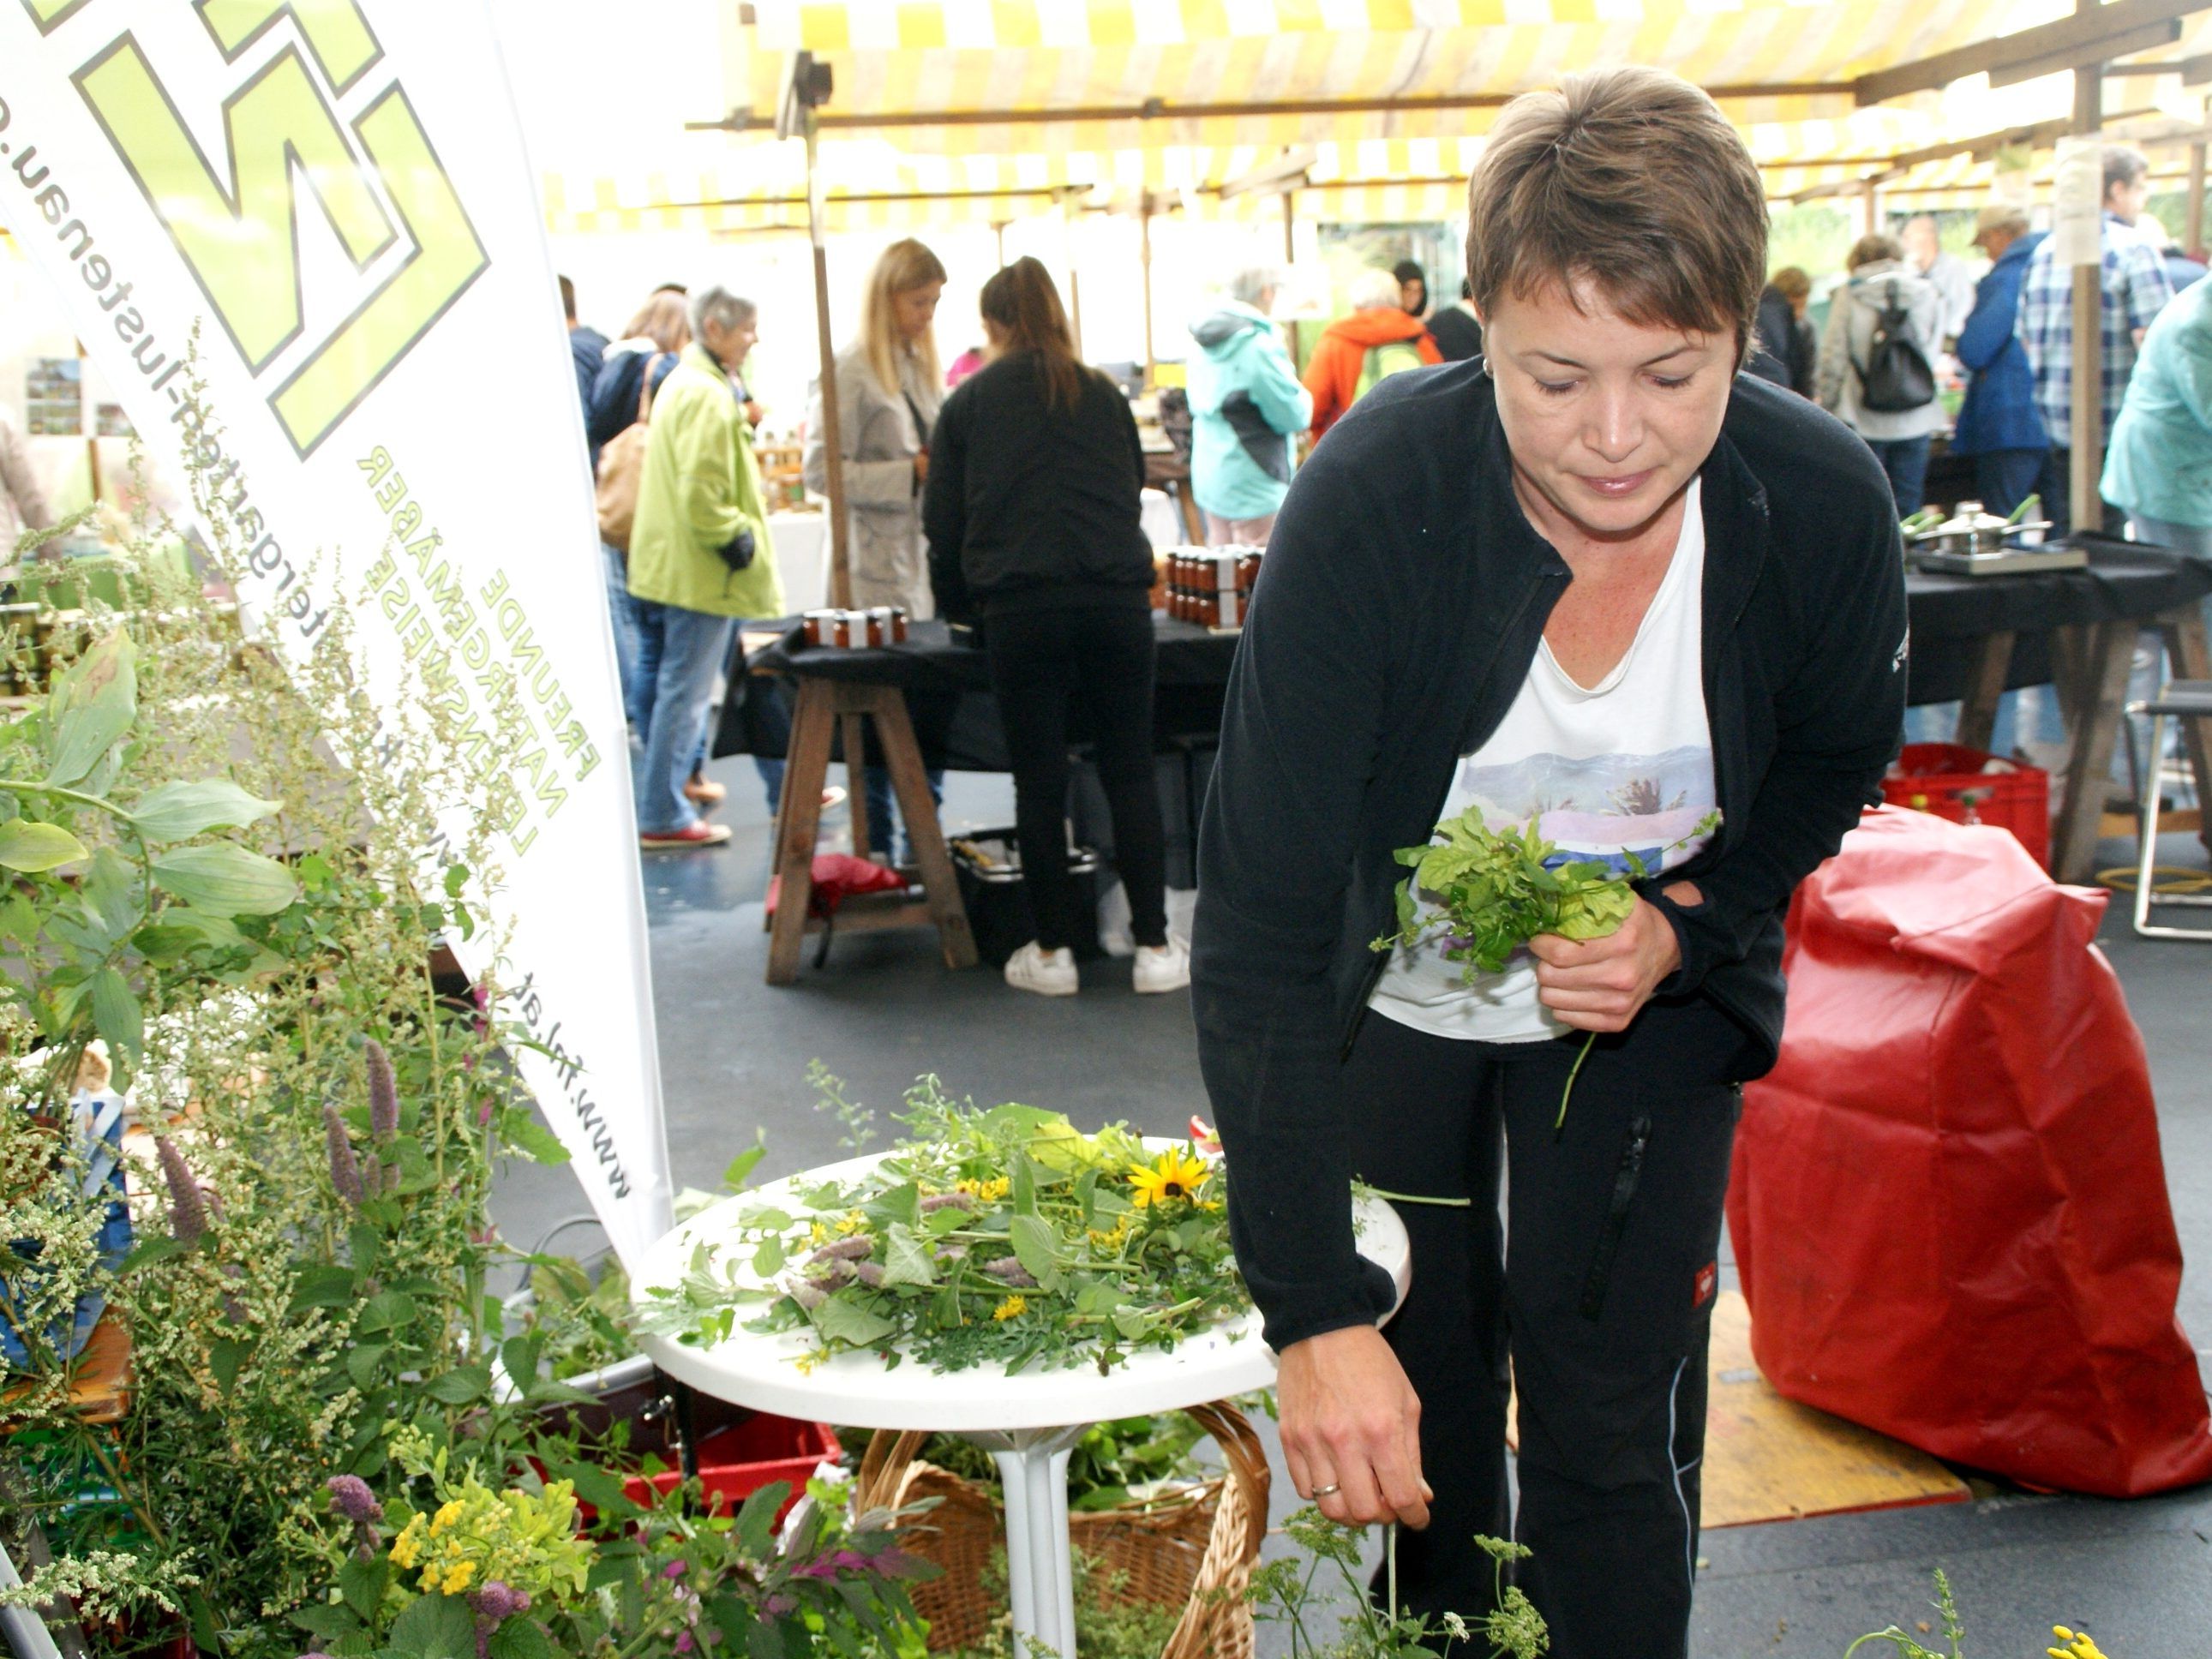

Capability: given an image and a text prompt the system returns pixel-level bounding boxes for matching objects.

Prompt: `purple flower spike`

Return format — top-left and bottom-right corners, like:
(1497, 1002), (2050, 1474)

(156, 1137), (207, 1245)
(981, 1257), (1037, 1288)
(323, 1107), (363, 1207)
(853, 1261), (886, 1288)
(326, 1475), (379, 1523)
(364, 1038), (399, 1142)
(806, 1237), (872, 1264)
(919, 1192), (974, 1213)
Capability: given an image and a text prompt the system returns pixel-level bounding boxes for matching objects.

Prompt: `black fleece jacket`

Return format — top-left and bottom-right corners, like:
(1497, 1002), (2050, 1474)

(1191, 362), (1907, 1354)
(923, 351), (1155, 620)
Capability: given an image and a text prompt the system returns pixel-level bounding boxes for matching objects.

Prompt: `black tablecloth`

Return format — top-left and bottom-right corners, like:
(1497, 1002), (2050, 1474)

(717, 538), (2212, 770)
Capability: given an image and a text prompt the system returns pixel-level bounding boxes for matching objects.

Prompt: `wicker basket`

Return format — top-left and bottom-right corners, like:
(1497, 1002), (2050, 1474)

(856, 1399), (1270, 1658)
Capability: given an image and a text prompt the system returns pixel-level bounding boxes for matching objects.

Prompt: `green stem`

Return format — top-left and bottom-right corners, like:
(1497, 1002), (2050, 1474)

(1363, 1186), (1472, 1208)
(1554, 1031), (1598, 1137)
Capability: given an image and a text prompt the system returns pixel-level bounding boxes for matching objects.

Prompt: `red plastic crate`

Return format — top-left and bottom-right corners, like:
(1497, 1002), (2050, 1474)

(1879, 742), (2051, 870)
(622, 1412), (842, 1528)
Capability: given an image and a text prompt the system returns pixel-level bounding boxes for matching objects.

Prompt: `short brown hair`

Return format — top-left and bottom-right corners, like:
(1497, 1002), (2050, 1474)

(1846, 233), (1902, 272)
(1770, 266), (1811, 302)
(1466, 67), (1767, 361)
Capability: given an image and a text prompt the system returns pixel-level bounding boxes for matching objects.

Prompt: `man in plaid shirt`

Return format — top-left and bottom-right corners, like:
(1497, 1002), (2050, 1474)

(2017, 145), (2174, 532)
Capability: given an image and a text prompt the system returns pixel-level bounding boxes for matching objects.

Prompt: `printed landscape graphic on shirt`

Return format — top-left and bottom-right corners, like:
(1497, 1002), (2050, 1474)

(1458, 745), (1717, 878)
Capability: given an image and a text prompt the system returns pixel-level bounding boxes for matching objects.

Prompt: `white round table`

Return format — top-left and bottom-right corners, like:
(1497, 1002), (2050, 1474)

(634, 1149), (1411, 1659)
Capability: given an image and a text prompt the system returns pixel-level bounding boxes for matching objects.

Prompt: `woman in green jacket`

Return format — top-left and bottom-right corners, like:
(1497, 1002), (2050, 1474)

(627, 289), (786, 848)
(2106, 273), (2212, 568)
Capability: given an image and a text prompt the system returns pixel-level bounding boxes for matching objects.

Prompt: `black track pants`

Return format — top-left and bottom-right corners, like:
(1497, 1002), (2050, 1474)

(984, 605), (1169, 951)
(1341, 999), (1750, 1659)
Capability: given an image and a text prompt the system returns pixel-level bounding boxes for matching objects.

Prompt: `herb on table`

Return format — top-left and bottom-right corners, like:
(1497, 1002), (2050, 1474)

(1370, 805), (1720, 1132)
(637, 1074), (1246, 1376)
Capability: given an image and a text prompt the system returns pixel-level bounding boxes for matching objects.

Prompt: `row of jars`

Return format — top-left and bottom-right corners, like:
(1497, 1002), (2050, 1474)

(1166, 548), (1262, 629)
(800, 605), (910, 649)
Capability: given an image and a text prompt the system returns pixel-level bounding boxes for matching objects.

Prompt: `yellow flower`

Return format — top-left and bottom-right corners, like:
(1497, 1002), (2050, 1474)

(835, 1210), (868, 1236)
(1087, 1216), (1133, 1249)
(956, 1176), (1010, 1203)
(429, 1499), (465, 1536)
(2049, 1632), (2107, 1659)
(441, 1560), (475, 1593)
(793, 1350), (820, 1375)
(417, 1562), (444, 1594)
(1128, 1148), (1210, 1208)
(388, 1517), (426, 1569)
(992, 1295), (1028, 1321)
(808, 1221), (828, 1246)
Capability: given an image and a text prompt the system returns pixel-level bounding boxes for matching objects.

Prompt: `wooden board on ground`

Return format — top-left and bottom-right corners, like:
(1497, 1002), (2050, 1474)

(1700, 1291), (1969, 1529)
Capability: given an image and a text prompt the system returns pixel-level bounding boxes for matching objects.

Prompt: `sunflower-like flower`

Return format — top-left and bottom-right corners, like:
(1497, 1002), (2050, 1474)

(992, 1295), (1028, 1321)
(1127, 1148), (1210, 1208)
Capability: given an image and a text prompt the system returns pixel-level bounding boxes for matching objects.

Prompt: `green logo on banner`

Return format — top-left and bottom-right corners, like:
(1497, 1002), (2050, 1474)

(68, 3), (489, 457)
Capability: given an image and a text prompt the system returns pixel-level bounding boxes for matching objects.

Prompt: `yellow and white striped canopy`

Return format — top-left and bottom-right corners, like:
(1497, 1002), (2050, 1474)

(537, 0), (2212, 236)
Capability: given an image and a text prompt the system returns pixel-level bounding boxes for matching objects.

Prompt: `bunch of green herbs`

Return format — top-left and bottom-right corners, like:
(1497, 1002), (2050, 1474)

(638, 1075), (1244, 1376)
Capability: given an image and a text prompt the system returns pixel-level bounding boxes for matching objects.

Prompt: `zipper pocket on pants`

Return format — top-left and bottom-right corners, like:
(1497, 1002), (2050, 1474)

(1579, 1114), (1652, 1321)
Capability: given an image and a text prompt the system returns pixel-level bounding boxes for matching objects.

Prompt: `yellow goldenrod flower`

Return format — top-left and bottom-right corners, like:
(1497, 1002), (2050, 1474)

(417, 1563), (443, 1594)
(441, 1560), (475, 1593)
(429, 1499), (465, 1535)
(992, 1295), (1028, 1321)
(388, 1518), (425, 1569)
(1128, 1148), (1210, 1208)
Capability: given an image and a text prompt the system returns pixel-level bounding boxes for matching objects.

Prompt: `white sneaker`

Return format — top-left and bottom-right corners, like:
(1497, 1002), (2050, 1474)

(1004, 941), (1078, 997)
(1133, 936), (1190, 995)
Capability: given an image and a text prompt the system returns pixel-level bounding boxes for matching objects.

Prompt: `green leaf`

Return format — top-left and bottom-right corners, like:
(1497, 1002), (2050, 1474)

(121, 1236), (187, 1274)
(357, 1289), (419, 1332)
(151, 843), (299, 916)
(499, 1110), (570, 1165)
(208, 1336), (249, 1396)
(488, 1620), (557, 1659)
(89, 967), (142, 1072)
(863, 1181), (919, 1230)
(127, 778), (282, 842)
(424, 1363), (490, 1405)
(82, 847), (136, 942)
(751, 1235), (785, 1276)
(45, 628), (136, 788)
(338, 1557), (390, 1623)
(1010, 1213), (1062, 1293)
(291, 1264), (358, 1309)
(880, 1223), (934, 1288)
(811, 1296), (894, 1348)
(387, 1592), (476, 1659)
(0, 818), (87, 872)
(290, 1602), (364, 1640)
(1010, 1154), (1037, 1217)
(722, 1132), (767, 1190)
(346, 1345), (389, 1392)
(732, 1481), (790, 1559)
(740, 1206), (794, 1233)
(500, 1333), (544, 1391)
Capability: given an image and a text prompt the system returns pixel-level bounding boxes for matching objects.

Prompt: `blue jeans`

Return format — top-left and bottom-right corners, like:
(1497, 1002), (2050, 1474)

(864, 764), (944, 865)
(630, 601), (736, 835)
(1866, 435), (1932, 518)
(602, 542), (646, 733)
(1971, 447), (2059, 522)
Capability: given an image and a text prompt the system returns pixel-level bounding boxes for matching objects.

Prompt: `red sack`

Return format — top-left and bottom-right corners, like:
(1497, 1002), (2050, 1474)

(1729, 806), (2212, 1497)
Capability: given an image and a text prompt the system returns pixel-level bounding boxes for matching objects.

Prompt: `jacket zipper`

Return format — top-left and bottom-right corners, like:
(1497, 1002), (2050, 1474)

(1579, 1113), (1652, 1321)
(1338, 568), (1562, 1061)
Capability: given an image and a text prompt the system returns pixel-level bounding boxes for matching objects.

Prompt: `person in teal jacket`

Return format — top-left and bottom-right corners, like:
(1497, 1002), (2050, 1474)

(2105, 271), (2212, 567)
(1185, 268), (1313, 546)
(628, 288), (786, 848)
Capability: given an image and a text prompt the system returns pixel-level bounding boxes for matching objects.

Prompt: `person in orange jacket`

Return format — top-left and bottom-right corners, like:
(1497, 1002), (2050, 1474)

(1303, 266), (1444, 440)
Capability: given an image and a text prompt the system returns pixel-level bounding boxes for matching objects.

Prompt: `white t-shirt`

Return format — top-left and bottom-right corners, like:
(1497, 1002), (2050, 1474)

(1370, 479), (1717, 1043)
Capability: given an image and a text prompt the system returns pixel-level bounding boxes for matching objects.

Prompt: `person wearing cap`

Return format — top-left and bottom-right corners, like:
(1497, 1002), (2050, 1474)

(1953, 205), (2055, 519)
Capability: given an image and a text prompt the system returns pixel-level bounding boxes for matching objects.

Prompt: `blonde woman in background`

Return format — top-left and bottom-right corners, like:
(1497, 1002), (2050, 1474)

(805, 238), (948, 861)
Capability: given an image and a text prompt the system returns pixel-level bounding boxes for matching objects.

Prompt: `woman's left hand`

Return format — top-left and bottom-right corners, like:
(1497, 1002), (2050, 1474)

(1527, 883), (1699, 1033)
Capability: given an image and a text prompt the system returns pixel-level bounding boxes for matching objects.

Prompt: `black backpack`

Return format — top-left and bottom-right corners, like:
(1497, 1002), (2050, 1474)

(1854, 279), (1936, 413)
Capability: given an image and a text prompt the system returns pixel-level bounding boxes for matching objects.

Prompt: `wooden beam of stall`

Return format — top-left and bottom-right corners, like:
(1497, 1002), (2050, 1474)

(1988, 18), (2182, 87)
(2070, 24), (2105, 540)
(1854, 0), (2212, 105)
(687, 81), (1854, 136)
(1786, 107), (2161, 201)
(802, 109), (853, 610)
(1140, 190), (1156, 384)
(2190, 137), (2208, 249)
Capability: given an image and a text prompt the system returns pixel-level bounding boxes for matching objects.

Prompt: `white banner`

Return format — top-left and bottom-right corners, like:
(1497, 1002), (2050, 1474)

(0, 0), (672, 1264)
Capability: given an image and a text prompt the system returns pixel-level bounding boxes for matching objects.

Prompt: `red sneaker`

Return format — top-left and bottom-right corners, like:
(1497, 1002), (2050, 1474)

(640, 821), (732, 850)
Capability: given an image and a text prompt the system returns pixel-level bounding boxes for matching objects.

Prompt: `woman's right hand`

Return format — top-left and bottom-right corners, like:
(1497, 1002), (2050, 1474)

(913, 450), (931, 484)
(1277, 1324), (1432, 1529)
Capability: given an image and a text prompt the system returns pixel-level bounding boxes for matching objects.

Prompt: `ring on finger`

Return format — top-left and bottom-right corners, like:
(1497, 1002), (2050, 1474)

(1310, 1482), (1340, 1498)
